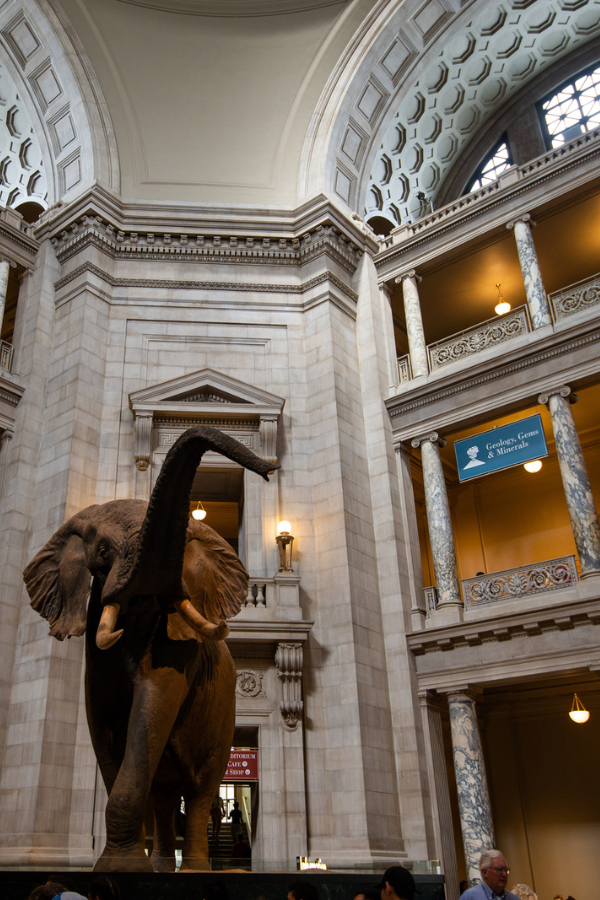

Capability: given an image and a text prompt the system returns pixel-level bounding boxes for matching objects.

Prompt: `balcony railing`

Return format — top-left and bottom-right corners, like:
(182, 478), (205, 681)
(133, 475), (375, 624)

(244, 578), (271, 608)
(1, 340), (13, 372)
(461, 555), (578, 610)
(427, 306), (531, 371)
(397, 353), (412, 384)
(549, 271), (600, 323)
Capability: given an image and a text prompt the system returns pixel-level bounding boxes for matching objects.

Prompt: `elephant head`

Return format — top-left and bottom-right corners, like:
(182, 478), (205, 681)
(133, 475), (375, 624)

(24, 426), (277, 649)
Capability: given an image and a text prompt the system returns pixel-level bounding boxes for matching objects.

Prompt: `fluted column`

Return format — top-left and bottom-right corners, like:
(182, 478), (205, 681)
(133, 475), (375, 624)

(446, 689), (495, 886)
(419, 690), (459, 900)
(411, 433), (461, 610)
(538, 386), (600, 577)
(396, 270), (428, 378)
(0, 259), (10, 332)
(506, 214), (551, 328)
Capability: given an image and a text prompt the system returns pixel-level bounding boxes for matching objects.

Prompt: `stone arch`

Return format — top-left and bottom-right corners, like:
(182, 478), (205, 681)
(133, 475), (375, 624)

(0, 0), (119, 211)
(299, 0), (600, 222)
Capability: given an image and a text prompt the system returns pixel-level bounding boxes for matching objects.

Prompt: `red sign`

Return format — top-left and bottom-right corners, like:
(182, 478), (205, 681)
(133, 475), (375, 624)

(224, 749), (258, 782)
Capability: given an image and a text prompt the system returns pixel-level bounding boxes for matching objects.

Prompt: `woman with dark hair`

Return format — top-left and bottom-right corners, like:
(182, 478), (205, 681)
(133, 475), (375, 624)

(27, 885), (68, 900)
(87, 877), (121, 900)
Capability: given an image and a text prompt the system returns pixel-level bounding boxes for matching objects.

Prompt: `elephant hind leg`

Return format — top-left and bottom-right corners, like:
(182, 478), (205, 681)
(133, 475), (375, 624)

(179, 787), (214, 872)
(149, 781), (179, 873)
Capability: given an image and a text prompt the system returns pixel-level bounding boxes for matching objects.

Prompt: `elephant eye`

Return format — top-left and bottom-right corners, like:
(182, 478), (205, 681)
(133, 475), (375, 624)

(97, 544), (110, 559)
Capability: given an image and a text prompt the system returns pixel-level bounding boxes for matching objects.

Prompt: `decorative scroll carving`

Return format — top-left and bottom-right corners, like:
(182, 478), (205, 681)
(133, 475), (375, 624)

(260, 416), (278, 463)
(275, 642), (303, 729)
(427, 306), (530, 370)
(134, 412), (153, 471)
(236, 669), (265, 699)
(397, 353), (412, 384)
(549, 273), (600, 322)
(0, 340), (13, 373)
(462, 556), (578, 609)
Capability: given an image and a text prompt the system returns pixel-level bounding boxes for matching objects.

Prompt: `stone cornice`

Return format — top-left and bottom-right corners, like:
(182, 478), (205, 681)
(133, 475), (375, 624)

(54, 259), (359, 303)
(408, 596), (600, 658)
(0, 374), (25, 407)
(35, 184), (378, 269)
(0, 208), (39, 268)
(387, 319), (600, 439)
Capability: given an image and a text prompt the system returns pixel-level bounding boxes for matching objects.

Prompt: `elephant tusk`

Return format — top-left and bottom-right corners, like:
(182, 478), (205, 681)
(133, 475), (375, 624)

(96, 602), (124, 650)
(174, 598), (229, 641)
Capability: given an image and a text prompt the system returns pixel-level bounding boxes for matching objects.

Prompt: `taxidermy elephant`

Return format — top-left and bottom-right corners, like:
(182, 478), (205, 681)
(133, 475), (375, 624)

(23, 426), (277, 872)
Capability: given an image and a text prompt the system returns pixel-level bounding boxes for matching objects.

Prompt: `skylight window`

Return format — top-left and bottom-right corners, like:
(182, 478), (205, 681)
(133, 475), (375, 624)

(467, 141), (513, 193)
(541, 64), (600, 147)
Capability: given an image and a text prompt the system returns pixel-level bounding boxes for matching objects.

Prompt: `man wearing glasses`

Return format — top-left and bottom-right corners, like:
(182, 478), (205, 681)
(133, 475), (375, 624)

(461, 850), (519, 900)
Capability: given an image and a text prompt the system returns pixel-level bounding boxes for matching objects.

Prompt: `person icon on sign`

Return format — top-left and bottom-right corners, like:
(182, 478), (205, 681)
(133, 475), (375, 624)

(464, 446), (485, 469)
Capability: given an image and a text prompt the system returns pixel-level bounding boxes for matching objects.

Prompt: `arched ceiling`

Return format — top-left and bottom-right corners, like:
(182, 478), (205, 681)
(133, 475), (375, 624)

(366, 0), (600, 227)
(300, 0), (600, 219)
(116, 0), (347, 15)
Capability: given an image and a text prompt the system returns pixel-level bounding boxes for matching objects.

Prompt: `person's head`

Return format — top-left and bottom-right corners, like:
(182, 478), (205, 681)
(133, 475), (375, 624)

(459, 881), (469, 895)
(377, 866), (415, 900)
(88, 875), (121, 900)
(287, 880), (320, 900)
(27, 885), (68, 900)
(233, 801), (239, 808)
(479, 850), (510, 895)
(510, 885), (537, 900)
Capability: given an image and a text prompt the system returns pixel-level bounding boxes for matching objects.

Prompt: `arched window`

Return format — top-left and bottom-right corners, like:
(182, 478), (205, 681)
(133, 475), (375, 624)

(539, 63), (600, 148)
(466, 140), (513, 193)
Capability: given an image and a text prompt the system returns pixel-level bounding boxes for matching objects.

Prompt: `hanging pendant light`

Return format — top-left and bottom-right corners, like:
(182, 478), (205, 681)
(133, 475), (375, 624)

(524, 460), (542, 473)
(569, 692), (590, 723)
(494, 283), (511, 316)
(192, 500), (207, 521)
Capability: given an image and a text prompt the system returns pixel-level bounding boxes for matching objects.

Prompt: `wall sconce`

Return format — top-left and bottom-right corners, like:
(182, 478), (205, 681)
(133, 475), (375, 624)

(192, 501), (207, 521)
(494, 283), (511, 316)
(569, 693), (590, 724)
(276, 520), (294, 572)
(524, 460), (542, 473)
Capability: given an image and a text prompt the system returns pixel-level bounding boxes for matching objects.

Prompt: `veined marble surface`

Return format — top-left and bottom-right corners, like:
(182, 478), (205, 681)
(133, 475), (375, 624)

(513, 220), (551, 329)
(420, 438), (461, 606)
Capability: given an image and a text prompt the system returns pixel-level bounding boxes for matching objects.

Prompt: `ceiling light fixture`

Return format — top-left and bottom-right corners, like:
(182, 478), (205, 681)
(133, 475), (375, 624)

(192, 501), (207, 521)
(494, 283), (511, 316)
(524, 460), (542, 473)
(569, 692), (590, 724)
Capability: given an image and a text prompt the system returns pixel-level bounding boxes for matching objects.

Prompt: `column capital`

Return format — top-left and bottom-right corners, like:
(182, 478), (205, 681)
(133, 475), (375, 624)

(418, 688), (444, 709)
(441, 685), (483, 703)
(506, 213), (536, 230)
(395, 269), (422, 285)
(0, 257), (17, 268)
(411, 431), (447, 450)
(538, 384), (577, 406)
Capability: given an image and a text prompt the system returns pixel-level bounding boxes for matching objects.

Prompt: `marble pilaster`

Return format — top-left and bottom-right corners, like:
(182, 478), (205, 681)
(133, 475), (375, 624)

(411, 433), (462, 610)
(507, 215), (551, 329)
(446, 689), (495, 886)
(0, 259), (10, 334)
(419, 691), (459, 900)
(538, 386), (600, 577)
(397, 271), (428, 378)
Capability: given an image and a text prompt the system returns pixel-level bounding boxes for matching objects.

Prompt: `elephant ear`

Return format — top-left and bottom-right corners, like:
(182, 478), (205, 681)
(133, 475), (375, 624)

(23, 507), (98, 640)
(182, 519), (248, 624)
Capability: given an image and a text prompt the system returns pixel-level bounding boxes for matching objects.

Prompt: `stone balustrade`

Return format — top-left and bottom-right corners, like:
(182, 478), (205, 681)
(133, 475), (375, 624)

(0, 340), (13, 373)
(427, 306), (531, 371)
(397, 353), (412, 384)
(244, 577), (273, 608)
(461, 555), (578, 610)
(549, 271), (600, 322)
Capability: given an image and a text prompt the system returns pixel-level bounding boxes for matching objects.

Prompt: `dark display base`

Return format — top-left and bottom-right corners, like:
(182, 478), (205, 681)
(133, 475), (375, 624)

(0, 870), (445, 900)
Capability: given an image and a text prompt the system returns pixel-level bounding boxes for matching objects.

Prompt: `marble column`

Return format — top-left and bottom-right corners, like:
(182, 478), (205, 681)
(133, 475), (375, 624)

(419, 690), (459, 900)
(446, 689), (495, 886)
(538, 386), (600, 577)
(396, 270), (428, 378)
(0, 259), (10, 336)
(411, 433), (462, 609)
(506, 215), (551, 329)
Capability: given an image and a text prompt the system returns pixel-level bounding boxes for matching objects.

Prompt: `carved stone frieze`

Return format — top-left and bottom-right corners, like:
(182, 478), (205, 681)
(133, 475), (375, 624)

(275, 642), (303, 729)
(462, 556), (579, 609)
(427, 307), (530, 371)
(550, 272), (600, 322)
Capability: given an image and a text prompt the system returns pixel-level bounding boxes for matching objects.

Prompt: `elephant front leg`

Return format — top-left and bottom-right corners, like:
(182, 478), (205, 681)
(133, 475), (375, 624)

(95, 677), (186, 872)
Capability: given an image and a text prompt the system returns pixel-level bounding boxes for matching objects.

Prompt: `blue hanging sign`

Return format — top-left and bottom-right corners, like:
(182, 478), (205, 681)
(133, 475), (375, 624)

(455, 414), (548, 482)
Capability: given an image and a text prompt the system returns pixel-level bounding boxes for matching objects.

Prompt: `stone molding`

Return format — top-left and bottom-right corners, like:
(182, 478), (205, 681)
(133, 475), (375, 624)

(54, 260), (359, 303)
(408, 597), (600, 657)
(117, 0), (346, 15)
(387, 325), (600, 437)
(275, 641), (303, 730)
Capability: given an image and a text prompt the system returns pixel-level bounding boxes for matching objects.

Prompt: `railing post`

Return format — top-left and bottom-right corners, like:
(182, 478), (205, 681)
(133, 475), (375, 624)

(506, 214), (552, 328)
(396, 269), (428, 378)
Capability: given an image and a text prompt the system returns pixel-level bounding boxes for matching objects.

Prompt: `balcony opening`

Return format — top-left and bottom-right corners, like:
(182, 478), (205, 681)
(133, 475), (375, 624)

(189, 466), (244, 559)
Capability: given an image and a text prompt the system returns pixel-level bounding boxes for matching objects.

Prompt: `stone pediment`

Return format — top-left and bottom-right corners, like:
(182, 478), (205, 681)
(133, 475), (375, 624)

(129, 368), (285, 419)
